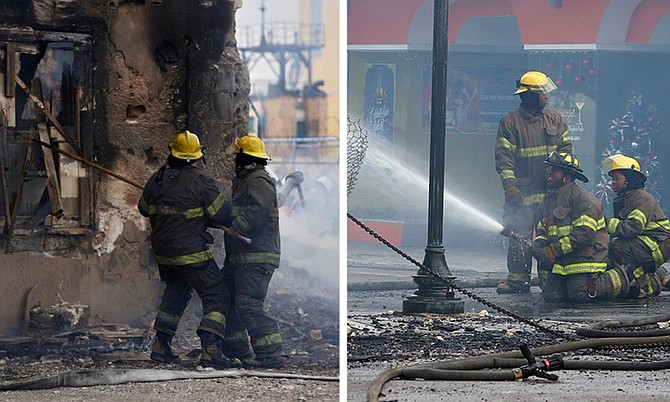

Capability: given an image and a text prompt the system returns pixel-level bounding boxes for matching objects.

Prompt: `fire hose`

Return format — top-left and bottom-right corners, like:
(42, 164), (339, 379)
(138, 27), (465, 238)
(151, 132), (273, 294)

(368, 334), (670, 402)
(0, 368), (338, 391)
(18, 133), (251, 244)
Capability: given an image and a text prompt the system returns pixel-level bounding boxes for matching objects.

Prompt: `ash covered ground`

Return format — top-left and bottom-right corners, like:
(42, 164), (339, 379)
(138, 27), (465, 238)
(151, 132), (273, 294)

(347, 297), (670, 402)
(0, 260), (340, 402)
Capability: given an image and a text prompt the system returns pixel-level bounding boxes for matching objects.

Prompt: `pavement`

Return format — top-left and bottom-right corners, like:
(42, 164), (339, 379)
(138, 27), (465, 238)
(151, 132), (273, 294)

(347, 240), (670, 402)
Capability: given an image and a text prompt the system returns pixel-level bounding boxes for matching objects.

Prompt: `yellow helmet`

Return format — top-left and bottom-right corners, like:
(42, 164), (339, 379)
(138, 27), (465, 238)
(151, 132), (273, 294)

(514, 71), (557, 95)
(235, 135), (270, 160)
(603, 154), (646, 180)
(170, 130), (203, 161)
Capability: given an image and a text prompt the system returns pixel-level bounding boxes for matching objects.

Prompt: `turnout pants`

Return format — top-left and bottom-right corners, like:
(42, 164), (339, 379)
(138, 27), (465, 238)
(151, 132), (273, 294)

(223, 263), (284, 359)
(542, 271), (622, 302)
(502, 202), (538, 289)
(609, 237), (670, 274)
(154, 260), (230, 339)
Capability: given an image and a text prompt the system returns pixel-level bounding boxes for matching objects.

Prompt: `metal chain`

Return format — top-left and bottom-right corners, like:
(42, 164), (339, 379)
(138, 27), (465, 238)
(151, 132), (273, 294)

(348, 212), (579, 341)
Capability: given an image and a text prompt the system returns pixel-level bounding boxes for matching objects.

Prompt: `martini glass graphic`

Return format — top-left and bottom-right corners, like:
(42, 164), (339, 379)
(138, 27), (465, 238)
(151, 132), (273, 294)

(575, 101), (585, 131)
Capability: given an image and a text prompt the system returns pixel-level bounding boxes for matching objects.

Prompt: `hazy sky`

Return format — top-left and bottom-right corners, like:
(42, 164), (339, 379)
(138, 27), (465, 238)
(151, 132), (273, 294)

(236, 0), (298, 26)
(236, 0), (300, 83)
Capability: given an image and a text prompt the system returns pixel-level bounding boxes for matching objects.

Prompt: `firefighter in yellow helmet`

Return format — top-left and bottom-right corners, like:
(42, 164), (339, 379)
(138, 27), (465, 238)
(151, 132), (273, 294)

(495, 71), (572, 293)
(138, 130), (240, 369)
(604, 154), (670, 297)
(221, 135), (285, 368)
(529, 151), (612, 301)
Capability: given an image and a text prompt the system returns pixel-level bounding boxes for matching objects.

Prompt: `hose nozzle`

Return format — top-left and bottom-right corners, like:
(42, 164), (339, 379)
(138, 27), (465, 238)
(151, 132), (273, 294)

(500, 226), (533, 248)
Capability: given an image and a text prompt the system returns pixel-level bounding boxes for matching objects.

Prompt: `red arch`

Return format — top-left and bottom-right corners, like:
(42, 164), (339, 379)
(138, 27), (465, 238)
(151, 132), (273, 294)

(509, 0), (609, 44)
(448, 0), (515, 44)
(627, 0), (670, 43)
(347, 0), (424, 45)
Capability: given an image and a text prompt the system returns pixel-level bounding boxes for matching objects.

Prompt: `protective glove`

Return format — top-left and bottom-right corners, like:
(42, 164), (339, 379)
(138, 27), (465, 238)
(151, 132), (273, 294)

(504, 185), (523, 205)
(529, 241), (545, 258)
(537, 243), (560, 266)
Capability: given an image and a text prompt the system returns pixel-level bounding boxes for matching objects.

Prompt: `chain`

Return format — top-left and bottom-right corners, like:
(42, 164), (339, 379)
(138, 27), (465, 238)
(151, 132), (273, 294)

(348, 212), (579, 341)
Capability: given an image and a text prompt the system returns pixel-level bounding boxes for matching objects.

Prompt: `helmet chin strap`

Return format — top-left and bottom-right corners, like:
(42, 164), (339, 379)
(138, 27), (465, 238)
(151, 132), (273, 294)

(236, 161), (257, 173)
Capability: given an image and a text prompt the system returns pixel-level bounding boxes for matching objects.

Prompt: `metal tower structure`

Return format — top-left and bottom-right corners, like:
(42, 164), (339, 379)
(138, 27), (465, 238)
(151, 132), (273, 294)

(237, 0), (325, 96)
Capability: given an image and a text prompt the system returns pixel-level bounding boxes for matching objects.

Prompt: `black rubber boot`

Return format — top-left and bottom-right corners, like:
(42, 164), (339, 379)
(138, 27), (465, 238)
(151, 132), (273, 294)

(244, 355), (285, 369)
(199, 332), (242, 369)
(150, 331), (181, 363)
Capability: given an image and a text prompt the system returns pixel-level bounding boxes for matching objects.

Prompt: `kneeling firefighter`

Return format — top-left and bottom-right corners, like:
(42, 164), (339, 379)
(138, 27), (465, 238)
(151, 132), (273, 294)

(139, 130), (240, 368)
(604, 154), (670, 297)
(531, 152), (669, 301)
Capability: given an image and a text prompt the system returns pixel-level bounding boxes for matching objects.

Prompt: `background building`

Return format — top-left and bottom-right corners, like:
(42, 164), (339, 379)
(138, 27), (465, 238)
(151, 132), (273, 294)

(348, 0), (670, 247)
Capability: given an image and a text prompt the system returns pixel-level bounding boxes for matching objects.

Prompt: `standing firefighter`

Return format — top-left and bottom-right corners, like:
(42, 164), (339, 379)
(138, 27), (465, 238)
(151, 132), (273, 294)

(604, 154), (670, 297)
(495, 70), (572, 293)
(138, 130), (240, 369)
(222, 135), (285, 369)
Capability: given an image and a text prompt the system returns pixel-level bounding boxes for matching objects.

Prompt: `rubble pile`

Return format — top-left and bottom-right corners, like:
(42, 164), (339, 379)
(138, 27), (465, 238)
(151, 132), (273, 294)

(0, 263), (339, 383)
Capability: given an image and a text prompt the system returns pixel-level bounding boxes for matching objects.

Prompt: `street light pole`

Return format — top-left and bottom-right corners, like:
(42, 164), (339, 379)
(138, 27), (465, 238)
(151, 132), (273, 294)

(403, 0), (464, 314)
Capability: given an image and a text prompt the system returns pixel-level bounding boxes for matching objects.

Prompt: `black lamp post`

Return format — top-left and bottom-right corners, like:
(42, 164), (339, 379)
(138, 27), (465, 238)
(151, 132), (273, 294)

(403, 0), (464, 314)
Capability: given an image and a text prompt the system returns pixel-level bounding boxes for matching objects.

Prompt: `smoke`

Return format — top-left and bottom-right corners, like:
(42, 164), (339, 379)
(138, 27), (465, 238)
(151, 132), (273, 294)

(277, 170), (339, 294)
(349, 133), (503, 248)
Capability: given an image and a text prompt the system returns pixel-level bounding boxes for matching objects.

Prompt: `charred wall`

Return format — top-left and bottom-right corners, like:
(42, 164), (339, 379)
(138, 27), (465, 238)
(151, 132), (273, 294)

(0, 0), (249, 335)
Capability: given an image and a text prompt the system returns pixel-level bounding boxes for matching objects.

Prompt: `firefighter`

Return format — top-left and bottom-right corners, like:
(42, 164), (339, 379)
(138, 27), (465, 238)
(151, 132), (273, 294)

(138, 130), (240, 369)
(221, 135), (285, 369)
(495, 70), (572, 293)
(604, 154), (670, 297)
(532, 151), (613, 301)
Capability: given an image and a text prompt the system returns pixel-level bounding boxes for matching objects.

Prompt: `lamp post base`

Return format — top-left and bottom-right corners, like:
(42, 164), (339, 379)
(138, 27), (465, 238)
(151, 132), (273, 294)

(401, 247), (465, 314)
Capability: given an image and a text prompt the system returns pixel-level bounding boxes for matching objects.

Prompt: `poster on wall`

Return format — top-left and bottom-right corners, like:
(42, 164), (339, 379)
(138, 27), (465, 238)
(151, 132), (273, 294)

(422, 65), (522, 134)
(363, 63), (395, 142)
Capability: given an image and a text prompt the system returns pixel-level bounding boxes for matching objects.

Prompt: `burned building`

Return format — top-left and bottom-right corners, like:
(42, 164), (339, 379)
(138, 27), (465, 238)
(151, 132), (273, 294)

(0, 0), (250, 335)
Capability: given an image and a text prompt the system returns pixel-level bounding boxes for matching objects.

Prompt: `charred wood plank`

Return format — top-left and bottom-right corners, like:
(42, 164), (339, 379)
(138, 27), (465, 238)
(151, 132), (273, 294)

(14, 74), (80, 153)
(4, 130), (31, 253)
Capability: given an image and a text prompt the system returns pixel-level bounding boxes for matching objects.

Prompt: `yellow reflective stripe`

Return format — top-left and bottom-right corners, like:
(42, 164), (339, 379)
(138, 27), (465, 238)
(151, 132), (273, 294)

(500, 169), (515, 181)
(155, 249), (214, 266)
(558, 236), (572, 254)
(507, 272), (530, 282)
(633, 266), (645, 279)
(548, 224), (572, 238)
(203, 311), (226, 326)
(558, 130), (569, 143)
(228, 252), (281, 266)
(596, 217), (606, 230)
(522, 193), (544, 205)
(573, 215), (598, 231)
(606, 269), (622, 297)
(143, 204), (205, 219)
(252, 332), (283, 348)
(646, 219), (670, 231)
(183, 206), (205, 219)
(156, 310), (181, 329)
(552, 262), (607, 275)
(647, 276), (655, 295)
(607, 218), (620, 234)
(206, 193), (226, 218)
(517, 145), (550, 158)
(628, 209), (647, 227)
(638, 235), (664, 267)
(496, 137), (516, 153)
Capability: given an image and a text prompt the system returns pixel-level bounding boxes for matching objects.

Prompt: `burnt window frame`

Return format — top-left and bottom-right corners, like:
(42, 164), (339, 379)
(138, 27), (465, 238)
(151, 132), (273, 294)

(0, 29), (94, 250)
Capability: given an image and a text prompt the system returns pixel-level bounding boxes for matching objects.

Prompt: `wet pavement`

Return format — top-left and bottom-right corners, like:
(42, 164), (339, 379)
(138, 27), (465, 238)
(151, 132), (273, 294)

(347, 241), (670, 401)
